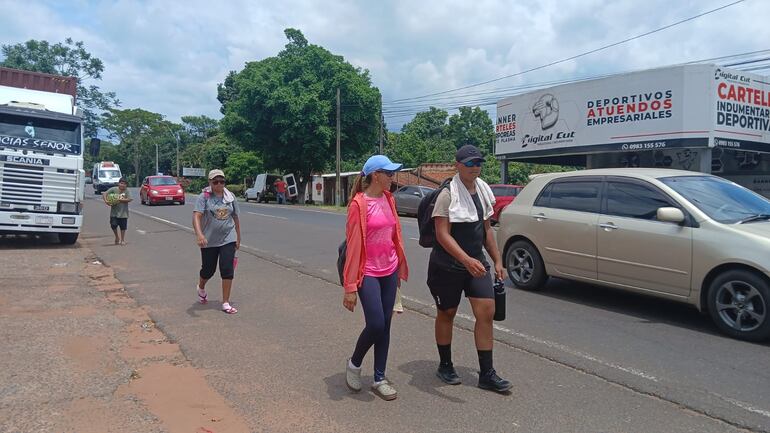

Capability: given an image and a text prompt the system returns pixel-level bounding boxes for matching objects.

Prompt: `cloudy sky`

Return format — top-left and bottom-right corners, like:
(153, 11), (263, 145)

(1, 0), (767, 130)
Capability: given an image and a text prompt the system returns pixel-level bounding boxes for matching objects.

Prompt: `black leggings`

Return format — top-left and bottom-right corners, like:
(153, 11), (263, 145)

(200, 242), (236, 280)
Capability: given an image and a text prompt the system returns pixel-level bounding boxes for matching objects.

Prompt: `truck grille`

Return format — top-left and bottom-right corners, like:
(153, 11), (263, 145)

(0, 163), (76, 210)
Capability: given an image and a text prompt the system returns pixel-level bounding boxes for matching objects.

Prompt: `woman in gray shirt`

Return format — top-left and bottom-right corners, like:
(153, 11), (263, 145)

(193, 169), (242, 314)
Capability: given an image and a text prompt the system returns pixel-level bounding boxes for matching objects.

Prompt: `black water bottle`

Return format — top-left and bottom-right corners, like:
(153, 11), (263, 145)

(493, 279), (506, 321)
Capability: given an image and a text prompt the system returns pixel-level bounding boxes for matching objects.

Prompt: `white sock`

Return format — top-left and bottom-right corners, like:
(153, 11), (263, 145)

(197, 286), (206, 294)
(348, 359), (361, 370)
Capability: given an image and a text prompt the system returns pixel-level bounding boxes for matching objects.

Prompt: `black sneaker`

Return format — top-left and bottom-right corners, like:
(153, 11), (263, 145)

(436, 365), (462, 385)
(478, 369), (512, 393)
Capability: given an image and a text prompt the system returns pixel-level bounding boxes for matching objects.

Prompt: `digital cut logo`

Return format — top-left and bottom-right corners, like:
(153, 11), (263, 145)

(532, 94), (559, 130)
(25, 123), (35, 138)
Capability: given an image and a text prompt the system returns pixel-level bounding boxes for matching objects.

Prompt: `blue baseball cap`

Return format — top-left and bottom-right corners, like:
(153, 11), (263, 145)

(362, 155), (402, 176)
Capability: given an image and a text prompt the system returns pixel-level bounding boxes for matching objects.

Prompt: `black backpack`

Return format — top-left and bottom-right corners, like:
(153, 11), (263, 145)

(337, 240), (346, 286)
(417, 179), (451, 248)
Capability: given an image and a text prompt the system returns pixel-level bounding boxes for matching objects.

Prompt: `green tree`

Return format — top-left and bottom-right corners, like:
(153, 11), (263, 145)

(446, 106), (494, 153)
(401, 107), (448, 141)
(1, 38), (119, 137)
(225, 151), (263, 184)
(101, 108), (169, 186)
(384, 131), (454, 169)
(218, 28), (381, 195)
(181, 115), (219, 141)
(180, 134), (240, 174)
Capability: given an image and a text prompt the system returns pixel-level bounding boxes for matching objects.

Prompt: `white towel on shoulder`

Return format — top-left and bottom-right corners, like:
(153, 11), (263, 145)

(448, 174), (495, 223)
(202, 186), (235, 204)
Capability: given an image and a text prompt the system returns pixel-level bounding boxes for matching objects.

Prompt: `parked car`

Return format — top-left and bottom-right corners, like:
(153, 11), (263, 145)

(394, 185), (435, 216)
(245, 173), (298, 203)
(489, 184), (523, 223)
(496, 168), (770, 341)
(140, 176), (185, 206)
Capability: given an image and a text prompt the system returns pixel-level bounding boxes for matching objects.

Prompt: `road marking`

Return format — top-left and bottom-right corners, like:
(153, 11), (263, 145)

(400, 294), (660, 382)
(136, 229), (147, 235)
(409, 237), (419, 241)
(240, 201), (419, 226)
(721, 396), (770, 419)
(130, 210), (194, 233)
(247, 211), (288, 220)
(132, 208), (661, 384)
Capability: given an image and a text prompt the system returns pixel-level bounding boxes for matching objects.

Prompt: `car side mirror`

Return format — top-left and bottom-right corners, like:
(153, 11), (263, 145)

(89, 138), (101, 157)
(658, 207), (685, 223)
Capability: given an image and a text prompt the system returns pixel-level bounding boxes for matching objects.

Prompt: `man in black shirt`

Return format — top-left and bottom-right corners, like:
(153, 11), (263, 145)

(428, 144), (511, 393)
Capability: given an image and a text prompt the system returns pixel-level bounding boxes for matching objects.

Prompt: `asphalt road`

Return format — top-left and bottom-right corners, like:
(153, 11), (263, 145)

(83, 189), (770, 431)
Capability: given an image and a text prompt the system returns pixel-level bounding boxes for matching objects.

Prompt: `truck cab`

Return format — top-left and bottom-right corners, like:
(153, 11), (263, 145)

(92, 161), (122, 194)
(0, 67), (84, 244)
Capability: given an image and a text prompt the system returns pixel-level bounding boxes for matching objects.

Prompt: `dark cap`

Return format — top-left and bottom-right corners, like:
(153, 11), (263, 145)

(455, 144), (486, 163)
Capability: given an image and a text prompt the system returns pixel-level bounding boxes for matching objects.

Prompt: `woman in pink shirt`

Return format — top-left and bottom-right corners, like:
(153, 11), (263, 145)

(342, 155), (408, 401)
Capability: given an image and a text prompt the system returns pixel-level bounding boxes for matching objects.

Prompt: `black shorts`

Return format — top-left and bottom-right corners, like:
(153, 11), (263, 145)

(427, 261), (494, 310)
(110, 217), (128, 231)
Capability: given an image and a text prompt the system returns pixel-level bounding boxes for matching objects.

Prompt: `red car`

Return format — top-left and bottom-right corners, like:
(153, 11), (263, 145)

(490, 184), (523, 222)
(140, 176), (185, 205)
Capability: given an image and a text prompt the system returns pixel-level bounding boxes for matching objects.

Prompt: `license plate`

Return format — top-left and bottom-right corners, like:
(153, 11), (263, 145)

(35, 216), (53, 224)
(33, 205), (50, 211)
(165, 196), (173, 201)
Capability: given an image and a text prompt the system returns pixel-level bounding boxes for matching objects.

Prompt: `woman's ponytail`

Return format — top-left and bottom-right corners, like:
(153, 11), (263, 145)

(349, 173), (372, 203)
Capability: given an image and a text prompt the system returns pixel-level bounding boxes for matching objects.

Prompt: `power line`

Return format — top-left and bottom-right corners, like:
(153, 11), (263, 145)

(385, 0), (746, 104)
(382, 51), (770, 119)
(382, 49), (770, 109)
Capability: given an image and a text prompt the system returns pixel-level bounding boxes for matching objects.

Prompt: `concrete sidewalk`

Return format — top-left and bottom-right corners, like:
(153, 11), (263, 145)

(58, 200), (751, 432)
(0, 235), (250, 433)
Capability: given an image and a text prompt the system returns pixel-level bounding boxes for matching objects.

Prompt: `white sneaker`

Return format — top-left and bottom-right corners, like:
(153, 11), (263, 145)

(371, 379), (397, 401)
(346, 359), (362, 392)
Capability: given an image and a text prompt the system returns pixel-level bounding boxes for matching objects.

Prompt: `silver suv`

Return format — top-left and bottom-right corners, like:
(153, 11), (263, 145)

(496, 168), (770, 341)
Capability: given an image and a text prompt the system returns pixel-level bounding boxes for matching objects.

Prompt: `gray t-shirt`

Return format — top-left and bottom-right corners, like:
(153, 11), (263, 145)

(106, 187), (131, 218)
(194, 192), (240, 248)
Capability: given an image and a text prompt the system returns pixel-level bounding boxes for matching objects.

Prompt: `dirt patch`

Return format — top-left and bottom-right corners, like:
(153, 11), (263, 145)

(117, 364), (251, 433)
(82, 251), (252, 431)
(62, 335), (116, 374)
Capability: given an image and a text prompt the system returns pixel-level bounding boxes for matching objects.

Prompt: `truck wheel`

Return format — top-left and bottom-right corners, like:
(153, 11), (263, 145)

(505, 240), (547, 291)
(59, 233), (79, 245)
(707, 269), (770, 341)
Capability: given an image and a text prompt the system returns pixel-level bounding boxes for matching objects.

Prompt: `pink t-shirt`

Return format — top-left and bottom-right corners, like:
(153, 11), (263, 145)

(364, 194), (399, 277)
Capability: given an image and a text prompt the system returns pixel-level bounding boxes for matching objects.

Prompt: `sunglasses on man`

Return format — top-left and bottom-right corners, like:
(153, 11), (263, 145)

(462, 160), (483, 167)
(210, 179), (225, 185)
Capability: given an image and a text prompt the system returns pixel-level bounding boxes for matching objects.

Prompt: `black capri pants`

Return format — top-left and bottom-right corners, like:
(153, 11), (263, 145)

(200, 242), (236, 280)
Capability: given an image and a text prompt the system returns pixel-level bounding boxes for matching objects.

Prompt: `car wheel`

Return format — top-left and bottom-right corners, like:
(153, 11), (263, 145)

(505, 240), (547, 290)
(707, 270), (770, 341)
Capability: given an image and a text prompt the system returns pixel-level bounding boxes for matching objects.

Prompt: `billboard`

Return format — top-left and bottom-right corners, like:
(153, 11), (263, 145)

(495, 64), (770, 159)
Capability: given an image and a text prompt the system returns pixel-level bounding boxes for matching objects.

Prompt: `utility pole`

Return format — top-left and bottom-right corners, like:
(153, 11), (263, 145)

(335, 87), (341, 206)
(379, 95), (384, 154)
(155, 142), (159, 175)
